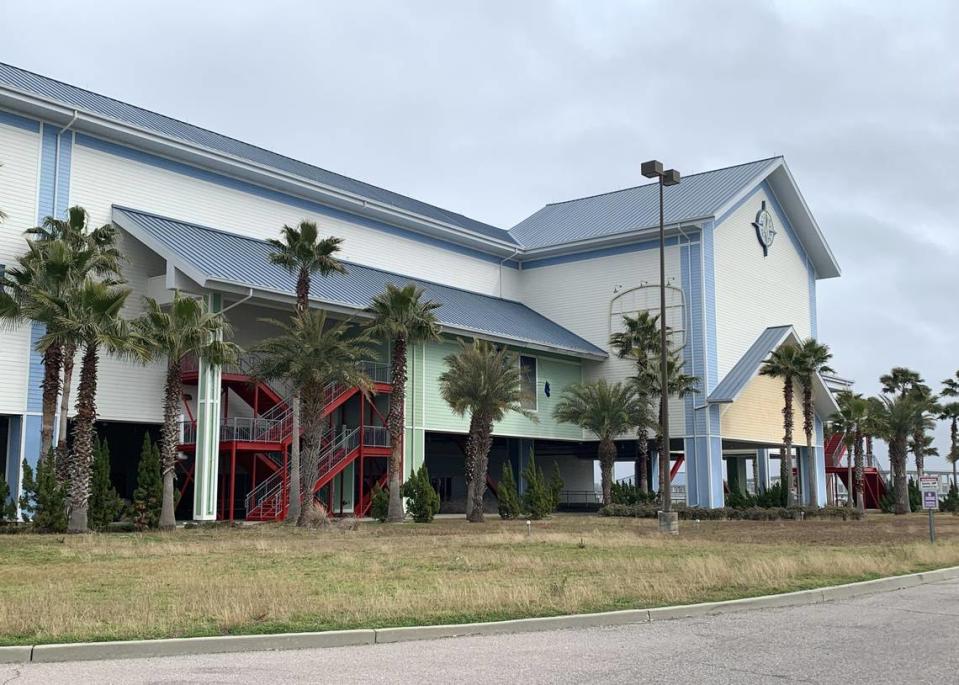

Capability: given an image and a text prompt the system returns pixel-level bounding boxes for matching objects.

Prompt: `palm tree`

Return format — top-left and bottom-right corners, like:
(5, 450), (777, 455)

(880, 367), (923, 398)
(252, 310), (373, 525)
(553, 380), (650, 505)
(366, 283), (441, 522)
(37, 279), (140, 532)
(760, 345), (806, 506)
(438, 339), (534, 522)
(267, 221), (346, 522)
(831, 391), (867, 511)
(134, 292), (239, 530)
(874, 393), (923, 514)
(939, 401), (959, 487)
(862, 396), (885, 469)
(609, 312), (660, 492)
(639, 351), (697, 510)
(796, 339), (833, 502)
(907, 385), (938, 477)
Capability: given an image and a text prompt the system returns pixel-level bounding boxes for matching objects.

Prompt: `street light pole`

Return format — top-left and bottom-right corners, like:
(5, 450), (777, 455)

(642, 160), (680, 531)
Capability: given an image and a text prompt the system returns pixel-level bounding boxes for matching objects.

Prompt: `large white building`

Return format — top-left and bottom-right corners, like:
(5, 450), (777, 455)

(0, 63), (840, 519)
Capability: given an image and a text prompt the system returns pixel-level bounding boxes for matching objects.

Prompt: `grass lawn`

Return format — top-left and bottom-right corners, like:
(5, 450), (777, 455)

(2, 513), (958, 646)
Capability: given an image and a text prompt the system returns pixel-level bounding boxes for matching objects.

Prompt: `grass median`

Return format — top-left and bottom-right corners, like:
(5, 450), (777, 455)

(1, 513), (958, 646)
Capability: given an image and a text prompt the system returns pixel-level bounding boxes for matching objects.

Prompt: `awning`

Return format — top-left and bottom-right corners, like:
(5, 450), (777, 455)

(112, 206), (608, 360)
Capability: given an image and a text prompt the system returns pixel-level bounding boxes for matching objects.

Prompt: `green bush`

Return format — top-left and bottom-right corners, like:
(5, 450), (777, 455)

(754, 482), (787, 508)
(725, 490), (757, 509)
(940, 483), (959, 513)
(610, 481), (657, 506)
(89, 437), (122, 531)
(132, 435), (162, 530)
(880, 477), (923, 513)
(548, 462), (564, 512)
(0, 473), (18, 524)
(19, 454), (67, 533)
(370, 483), (389, 522)
(522, 453), (555, 520)
(401, 464), (440, 523)
(497, 463), (522, 520)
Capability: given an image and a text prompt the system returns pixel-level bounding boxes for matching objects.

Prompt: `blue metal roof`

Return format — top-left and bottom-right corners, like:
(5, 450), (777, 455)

(0, 62), (516, 246)
(113, 207), (606, 359)
(708, 326), (793, 403)
(510, 158), (780, 249)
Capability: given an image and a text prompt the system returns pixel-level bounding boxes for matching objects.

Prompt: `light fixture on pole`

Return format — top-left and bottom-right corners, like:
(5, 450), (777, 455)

(641, 159), (681, 533)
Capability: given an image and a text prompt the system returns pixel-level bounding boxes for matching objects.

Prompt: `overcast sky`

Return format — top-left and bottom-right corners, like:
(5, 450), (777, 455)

(2, 0), (957, 468)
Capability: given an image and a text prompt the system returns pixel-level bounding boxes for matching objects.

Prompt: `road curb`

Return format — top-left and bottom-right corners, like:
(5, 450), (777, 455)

(5, 565), (957, 664)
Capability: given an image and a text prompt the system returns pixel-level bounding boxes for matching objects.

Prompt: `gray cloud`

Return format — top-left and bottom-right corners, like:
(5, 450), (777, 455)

(2, 0), (956, 467)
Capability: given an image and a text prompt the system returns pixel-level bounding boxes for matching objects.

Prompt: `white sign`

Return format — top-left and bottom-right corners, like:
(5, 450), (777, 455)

(919, 476), (938, 493)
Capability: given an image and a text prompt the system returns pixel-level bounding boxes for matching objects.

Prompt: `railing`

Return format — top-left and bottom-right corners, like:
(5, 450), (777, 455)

(178, 416), (285, 444)
(363, 426), (390, 448)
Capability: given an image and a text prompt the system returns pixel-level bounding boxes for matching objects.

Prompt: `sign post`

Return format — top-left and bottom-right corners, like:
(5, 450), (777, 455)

(919, 476), (939, 544)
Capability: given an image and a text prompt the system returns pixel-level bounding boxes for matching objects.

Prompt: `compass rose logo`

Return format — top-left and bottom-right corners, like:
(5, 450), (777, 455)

(752, 200), (776, 256)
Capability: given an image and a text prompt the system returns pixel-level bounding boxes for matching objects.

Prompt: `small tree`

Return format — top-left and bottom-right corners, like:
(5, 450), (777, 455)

(19, 455), (67, 532)
(88, 436), (122, 531)
(0, 473), (18, 523)
(132, 435), (163, 530)
(522, 453), (554, 520)
(548, 462), (564, 512)
(370, 483), (389, 522)
(401, 463), (440, 523)
(497, 463), (522, 520)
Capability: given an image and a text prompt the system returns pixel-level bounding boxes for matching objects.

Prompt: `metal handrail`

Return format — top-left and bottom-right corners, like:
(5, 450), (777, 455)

(363, 426), (390, 448)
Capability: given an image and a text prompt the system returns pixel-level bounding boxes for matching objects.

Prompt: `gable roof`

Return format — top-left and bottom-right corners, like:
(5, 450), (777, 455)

(708, 325), (839, 415)
(112, 207), (606, 360)
(0, 62), (517, 247)
(510, 157), (779, 249)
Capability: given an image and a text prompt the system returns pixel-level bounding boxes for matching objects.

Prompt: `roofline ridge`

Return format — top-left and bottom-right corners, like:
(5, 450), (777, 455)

(535, 155), (784, 210)
(1, 61), (509, 238)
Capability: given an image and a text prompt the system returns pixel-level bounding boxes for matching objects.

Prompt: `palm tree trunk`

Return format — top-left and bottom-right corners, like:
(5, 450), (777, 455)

(297, 383), (325, 526)
(865, 435), (874, 469)
(802, 382), (816, 505)
(67, 343), (98, 533)
(893, 438), (910, 515)
(846, 438), (854, 509)
(599, 439), (616, 506)
(913, 429), (925, 477)
(158, 361), (182, 530)
(39, 342), (63, 463)
(54, 342), (76, 484)
(286, 392), (302, 523)
(387, 337), (407, 522)
(782, 378), (795, 507)
(466, 413), (493, 522)
(854, 430), (865, 513)
(953, 460), (957, 489)
(636, 415), (649, 493)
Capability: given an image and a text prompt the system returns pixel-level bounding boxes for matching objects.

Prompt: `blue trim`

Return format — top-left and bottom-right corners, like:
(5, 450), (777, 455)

(26, 323), (45, 413)
(522, 236), (688, 270)
(23, 414), (42, 469)
(0, 108), (40, 133)
(701, 220), (719, 393)
(37, 124), (58, 223)
(55, 131), (73, 218)
(808, 259), (818, 338)
(75, 133), (518, 268)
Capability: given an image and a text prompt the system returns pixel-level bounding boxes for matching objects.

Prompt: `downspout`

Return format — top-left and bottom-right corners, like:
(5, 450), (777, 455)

(52, 110), (79, 217)
(498, 249), (521, 298)
(220, 288), (254, 314)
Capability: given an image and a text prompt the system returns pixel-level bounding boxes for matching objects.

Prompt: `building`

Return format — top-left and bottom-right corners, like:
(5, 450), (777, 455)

(0, 63), (841, 519)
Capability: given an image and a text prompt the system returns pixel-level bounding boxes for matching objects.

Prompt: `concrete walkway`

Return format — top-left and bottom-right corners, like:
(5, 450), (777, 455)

(3, 578), (958, 684)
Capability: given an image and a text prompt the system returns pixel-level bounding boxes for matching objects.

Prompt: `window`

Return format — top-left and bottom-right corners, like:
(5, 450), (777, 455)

(519, 355), (537, 411)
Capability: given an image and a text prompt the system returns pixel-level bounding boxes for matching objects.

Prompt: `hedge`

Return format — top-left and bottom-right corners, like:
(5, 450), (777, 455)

(599, 503), (863, 521)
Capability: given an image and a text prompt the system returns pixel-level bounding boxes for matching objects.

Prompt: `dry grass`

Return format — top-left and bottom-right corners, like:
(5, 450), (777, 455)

(1, 513), (958, 646)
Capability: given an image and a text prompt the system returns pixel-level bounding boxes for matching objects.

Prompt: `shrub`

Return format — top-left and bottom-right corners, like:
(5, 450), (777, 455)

(370, 483), (389, 522)
(548, 462), (564, 512)
(0, 473), (17, 524)
(132, 435), (162, 530)
(610, 481), (657, 506)
(401, 464), (440, 523)
(19, 454), (67, 533)
(497, 463), (522, 520)
(725, 490), (757, 509)
(940, 483), (959, 513)
(88, 437), (122, 531)
(880, 477), (923, 513)
(522, 453), (555, 520)
(754, 482), (787, 508)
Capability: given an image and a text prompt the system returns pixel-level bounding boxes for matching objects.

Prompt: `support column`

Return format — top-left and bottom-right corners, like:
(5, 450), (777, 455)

(193, 293), (223, 521)
(684, 433), (724, 508)
(756, 448), (770, 493)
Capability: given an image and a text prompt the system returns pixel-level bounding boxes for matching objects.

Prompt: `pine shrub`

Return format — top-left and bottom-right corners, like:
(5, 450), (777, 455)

(132, 434), (162, 530)
(19, 454), (67, 533)
(0, 473), (17, 524)
(522, 453), (554, 520)
(497, 462), (522, 520)
(754, 481), (787, 508)
(940, 483), (959, 513)
(89, 437), (122, 531)
(548, 461), (564, 512)
(370, 483), (389, 522)
(610, 482), (657, 505)
(401, 463), (440, 523)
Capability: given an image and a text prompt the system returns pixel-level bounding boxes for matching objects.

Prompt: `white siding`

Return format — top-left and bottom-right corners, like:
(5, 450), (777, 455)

(70, 141), (508, 294)
(713, 188), (812, 381)
(0, 121), (39, 413)
(518, 245), (688, 430)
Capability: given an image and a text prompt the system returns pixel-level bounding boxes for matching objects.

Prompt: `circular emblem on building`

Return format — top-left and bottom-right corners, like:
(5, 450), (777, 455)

(752, 200), (776, 256)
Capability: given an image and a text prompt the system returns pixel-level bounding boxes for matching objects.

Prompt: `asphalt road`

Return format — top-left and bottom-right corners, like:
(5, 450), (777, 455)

(3, 579), (958, 684)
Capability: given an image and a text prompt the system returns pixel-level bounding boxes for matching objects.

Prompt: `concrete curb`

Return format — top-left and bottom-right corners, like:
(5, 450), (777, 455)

(5, 565), (957, 664)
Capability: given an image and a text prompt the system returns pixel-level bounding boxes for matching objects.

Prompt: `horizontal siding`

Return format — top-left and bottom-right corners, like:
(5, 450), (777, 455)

(519, 243), (690, 431)
(0, 119), (40, 413)
(70, 141), (506, 295)
(421, 339), (584, 440)
(720, 373), (805, 445)
(713, 186), (812, 381)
